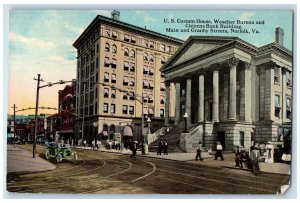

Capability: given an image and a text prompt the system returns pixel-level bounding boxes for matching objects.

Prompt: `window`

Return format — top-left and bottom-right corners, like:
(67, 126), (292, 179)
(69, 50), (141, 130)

(148, 54), (154, 62)
(160, 109), (165, 117)
(286, 97), (291, 119)
(238, 131), (245, 147)
(160, 44), (166, 51)
(111, 74), (116, 83)
(149, 80), (154, 89)
(112, 31), (118, 38)
(122, 105), (128, 114)
(89, 105), (93, 115)
(131, 36), (136, 43)
(104, 57), (110, 67)
(129, 77), (135, 86)
(94, 103), (98, 114)
(103, 103), (108, 113)
(130, 63), (135, 72)
(161, 57), (166, 65)
(286, 71), (291, 87)
(143, 93), (148, 103)
(124, 34), (130, 42)
(143, 80), (149, 88)
(111, 58), (117, 68)
(112, 44), (117, 53)
(105, 43), (110, 52)
(129, 91), (135, 100)
(148, 108), (154, 115)
(111, 89), (116, 99)
(96, 43), (99, 53)
(143, 66), (149, 74)
(96, 57), (99, 69)
(110, 104), (115, 113)
(123, 92), (128, 100)
(160, 82), (166, 91)
(123, 76), (129, 86)
(143, 53), (148, 61)
(160, 98), (165, 104)
(129, 106), (134, 115)
(275, 95), (281, 118)
(181, 89), (186, 96)
(143, 39), (148, 47)
(124, 48), (129, 56)
(129, 49), (135, 58)
(274, 66), (280, 83)
(166, 45), (170, 53)
(103, 88), (109, 98)
(149, 67), (154, 76)
(149, 41), (154, 48)
(104, 72), (109, 82)
(148, 94), (154, 103)
(105, 29), (110, 37)
(124, 61), (129, 71)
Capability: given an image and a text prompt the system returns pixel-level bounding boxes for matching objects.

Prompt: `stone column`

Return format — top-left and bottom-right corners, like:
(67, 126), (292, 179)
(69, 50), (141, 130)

(265, 63), (275, 121)
(257, 66), (265, 120)
(198, 69), (205, 122)
(185, 79), (192, 124)
(228, 57), (239, 121)
(244, 63), (252, 122)
(282, 68), (287, 120)
(164, 82), (170, 126)
(212, 66), (219, 122)
(175, 82), (181, 125)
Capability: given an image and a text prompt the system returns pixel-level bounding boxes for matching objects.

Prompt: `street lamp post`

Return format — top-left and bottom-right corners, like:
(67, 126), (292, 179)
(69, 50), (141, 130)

(11, 104), (17, 148)
(33, 74), (42, 158)
(183, 113), (188, 133)
(147, 117), (151, 134)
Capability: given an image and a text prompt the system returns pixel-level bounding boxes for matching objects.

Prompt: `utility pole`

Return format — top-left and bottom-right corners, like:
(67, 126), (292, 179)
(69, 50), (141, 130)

(12, 104), (17, 148)
(81, 82), (85, 148)
(33, 74), (42, 158)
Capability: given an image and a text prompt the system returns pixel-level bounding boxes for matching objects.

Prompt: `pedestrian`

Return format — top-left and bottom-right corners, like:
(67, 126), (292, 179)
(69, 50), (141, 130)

(92, 139), (96, 150)
(130, 141), (138, 160)
(83, 139), (87, 148)
(234, 145), (241, 167)
(163, 139), (168, 155)
(115, 140), (119, 151)
(250, 145), (260, 175)
(239, 149), (250, 168)
(195, 142), (203, 161)
(157, 139), (163, 155)
(214, 142), (224, 161)
(265, 141), (274, 163)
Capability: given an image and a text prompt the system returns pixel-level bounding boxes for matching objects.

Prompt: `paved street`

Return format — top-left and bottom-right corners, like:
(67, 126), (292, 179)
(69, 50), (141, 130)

(7, 144), (290, 194)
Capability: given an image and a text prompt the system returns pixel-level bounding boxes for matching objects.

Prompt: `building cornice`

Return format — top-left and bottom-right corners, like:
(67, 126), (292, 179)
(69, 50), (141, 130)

(73, 15), (184, 48)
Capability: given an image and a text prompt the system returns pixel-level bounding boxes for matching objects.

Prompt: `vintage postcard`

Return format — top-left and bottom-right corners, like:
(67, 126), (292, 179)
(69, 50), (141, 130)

(6, 8), (293, 196)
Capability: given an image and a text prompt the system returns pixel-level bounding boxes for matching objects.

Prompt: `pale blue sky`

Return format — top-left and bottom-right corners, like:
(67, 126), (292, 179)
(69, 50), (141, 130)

(8, 10), (293, 115)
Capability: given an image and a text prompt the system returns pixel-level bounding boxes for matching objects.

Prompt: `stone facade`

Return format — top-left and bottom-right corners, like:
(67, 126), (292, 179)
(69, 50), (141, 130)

(162, 36), (292, 152)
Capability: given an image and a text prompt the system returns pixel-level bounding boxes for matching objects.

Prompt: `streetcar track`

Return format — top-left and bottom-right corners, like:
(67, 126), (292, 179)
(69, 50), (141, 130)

(9, 158), (132, 193)
(157, 168), (277, 194)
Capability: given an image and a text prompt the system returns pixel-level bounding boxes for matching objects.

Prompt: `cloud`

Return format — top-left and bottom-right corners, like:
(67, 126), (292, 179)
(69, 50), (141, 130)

(135, 10), (158, 23)
(47, 55), (76, 65)
(9, 32), (56, 49)
(239, 12), (255, 21)
(63, 22), (84, 35)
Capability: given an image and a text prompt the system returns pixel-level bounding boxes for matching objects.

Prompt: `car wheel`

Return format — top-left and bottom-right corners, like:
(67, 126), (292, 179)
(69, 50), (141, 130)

(56, 154), (63, 163)
(45, 151), (50, 160)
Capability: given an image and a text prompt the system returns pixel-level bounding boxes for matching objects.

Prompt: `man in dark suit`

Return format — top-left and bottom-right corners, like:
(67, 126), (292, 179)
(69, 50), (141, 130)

(157, 139), (163, 155)
(163, 139), (168, 155)
(130, 141), (138, 160)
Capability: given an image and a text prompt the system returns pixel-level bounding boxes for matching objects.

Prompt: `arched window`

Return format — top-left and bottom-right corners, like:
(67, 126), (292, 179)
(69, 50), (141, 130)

(124, 48), (129, 56)
(129, 49), (135, 58)
(143, 53), (148, 61)
(161, 56), (166, 64)
(105, 43), (110, 52)
(112, 44), (117, 53)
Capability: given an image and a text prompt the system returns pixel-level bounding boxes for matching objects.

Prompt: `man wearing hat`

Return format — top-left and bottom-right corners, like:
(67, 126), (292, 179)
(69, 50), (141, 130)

(250, 145), (260, 175)
(195, 142), (203, 161)
(214, 142), (224, 161)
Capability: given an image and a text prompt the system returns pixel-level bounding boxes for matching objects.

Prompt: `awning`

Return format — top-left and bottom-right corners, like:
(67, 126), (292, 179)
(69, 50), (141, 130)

(123, 126), (133, 136)
(123, 77), (129, 83)
(149, 67), (154, 74)
(102, 131), (108, 136)
(111, 58), (117, 65)
(148, 108), (154, 114)
(104, 88), (109, 94)
(112, 31), (117, 37)
(143, 66), (149, 72)
(275, 96), (281, 108)
(124, 35), (130, 40)
(160, 83), (166, 90)
(148, 55), (154, 61)
(104, 73), (109, 79)
(111, 74), (116, 80)
(104, 57), (110, 64)
(143, 107), (148, 114)
(149, 94), (154, 101)
(129, 78), (135, 86)
(131, 36), (136, 42)
(149, 80), (154, 88)
(124, 61), (129, 68)
(143, 80), (149, 87)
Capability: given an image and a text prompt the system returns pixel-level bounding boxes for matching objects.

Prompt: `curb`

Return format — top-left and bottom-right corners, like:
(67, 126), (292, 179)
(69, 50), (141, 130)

(221, 165), (290, 175)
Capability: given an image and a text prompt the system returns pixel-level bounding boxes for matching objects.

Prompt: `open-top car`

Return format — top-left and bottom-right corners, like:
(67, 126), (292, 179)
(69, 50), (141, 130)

(45, 142), (78, 162)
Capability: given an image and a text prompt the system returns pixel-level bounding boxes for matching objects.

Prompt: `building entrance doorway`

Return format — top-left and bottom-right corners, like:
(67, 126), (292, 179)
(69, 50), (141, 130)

(217, 131), (225, 150)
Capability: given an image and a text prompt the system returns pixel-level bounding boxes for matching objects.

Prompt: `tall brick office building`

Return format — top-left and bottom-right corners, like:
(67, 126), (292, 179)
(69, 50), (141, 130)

(73, 11), (183, 143)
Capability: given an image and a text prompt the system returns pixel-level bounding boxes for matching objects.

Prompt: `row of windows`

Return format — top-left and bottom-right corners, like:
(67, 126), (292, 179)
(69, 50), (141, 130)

(103, 72), (116, 83)
(103, 103), (135, 115)
(104, 28), (172, 53)
(274, 67), (292, 87)
(105, 43), (117, 53)
(80, 102), (98, 116)
(104, 57), (117, 68)
(143, 66), (154, 76)
(274, 95), (291, 119)
(123, 61), (135, 72)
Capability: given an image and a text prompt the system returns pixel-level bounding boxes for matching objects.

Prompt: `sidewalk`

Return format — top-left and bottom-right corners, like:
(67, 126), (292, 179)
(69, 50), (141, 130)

(76, 146), (290, 175)
(7, 145), (56, 173)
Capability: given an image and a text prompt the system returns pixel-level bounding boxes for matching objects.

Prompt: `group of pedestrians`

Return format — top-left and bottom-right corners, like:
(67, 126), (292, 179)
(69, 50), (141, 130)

(157, 139), (168, 155)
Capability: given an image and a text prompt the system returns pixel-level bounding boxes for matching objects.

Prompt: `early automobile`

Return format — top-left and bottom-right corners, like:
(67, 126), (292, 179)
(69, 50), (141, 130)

(45, 142), (78, 162)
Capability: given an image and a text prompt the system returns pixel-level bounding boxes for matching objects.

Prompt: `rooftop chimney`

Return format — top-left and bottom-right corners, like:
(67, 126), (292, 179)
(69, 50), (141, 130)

(111, 10), (120, 21)
(275, 27), (284, 46)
